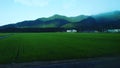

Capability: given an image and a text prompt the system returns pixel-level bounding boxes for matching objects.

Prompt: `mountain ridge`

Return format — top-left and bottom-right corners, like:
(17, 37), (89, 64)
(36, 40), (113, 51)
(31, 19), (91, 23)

(0, 11), (120, 32)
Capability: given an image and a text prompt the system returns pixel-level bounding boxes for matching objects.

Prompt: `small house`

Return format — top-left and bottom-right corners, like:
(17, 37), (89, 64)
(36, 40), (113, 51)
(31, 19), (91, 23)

(106, 29), (120, 32)
(66, 29), (77, 32)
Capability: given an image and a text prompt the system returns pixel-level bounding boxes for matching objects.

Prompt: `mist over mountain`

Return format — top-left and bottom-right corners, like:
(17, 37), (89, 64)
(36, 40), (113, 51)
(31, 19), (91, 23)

(0, 11), (120, 32)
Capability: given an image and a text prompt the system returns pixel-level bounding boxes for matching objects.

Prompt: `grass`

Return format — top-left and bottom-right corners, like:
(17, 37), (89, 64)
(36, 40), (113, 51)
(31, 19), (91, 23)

(0, 33), (11, 36)
(0, 33), (120, 64)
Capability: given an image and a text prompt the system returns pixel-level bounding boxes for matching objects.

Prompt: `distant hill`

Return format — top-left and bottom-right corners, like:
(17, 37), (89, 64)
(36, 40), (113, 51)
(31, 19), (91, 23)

(0, 11), (120, 32)
(92, 11), (120, 30)
(38, 14), (88, 22)
(0, 14), (88, 29)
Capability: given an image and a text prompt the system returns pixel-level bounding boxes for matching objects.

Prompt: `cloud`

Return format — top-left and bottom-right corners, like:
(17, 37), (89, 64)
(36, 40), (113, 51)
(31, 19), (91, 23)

(14, 0), (50, 7)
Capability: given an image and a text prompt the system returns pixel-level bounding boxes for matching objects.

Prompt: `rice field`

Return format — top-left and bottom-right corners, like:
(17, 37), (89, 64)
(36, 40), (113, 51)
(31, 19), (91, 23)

(0, 33), (120, 64)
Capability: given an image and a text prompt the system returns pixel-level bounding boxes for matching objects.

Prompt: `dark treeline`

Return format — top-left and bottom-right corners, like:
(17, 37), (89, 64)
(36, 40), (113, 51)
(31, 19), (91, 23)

(0, 28), (68, 33)
(0, 27), (119, 33)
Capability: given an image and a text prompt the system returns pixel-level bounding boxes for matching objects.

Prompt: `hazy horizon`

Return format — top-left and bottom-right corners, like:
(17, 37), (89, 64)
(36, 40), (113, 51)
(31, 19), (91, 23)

(0, 0), (120, 26)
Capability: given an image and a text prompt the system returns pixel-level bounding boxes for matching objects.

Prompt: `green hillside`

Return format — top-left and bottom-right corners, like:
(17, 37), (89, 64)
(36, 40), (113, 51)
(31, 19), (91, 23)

(0, 11), (120, 30)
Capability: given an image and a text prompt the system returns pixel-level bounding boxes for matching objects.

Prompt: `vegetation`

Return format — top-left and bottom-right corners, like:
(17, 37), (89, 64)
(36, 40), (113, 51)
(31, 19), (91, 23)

(1, 11), (120, 31)
(0, 33), (11, 36)
(0, 33), (120, 64)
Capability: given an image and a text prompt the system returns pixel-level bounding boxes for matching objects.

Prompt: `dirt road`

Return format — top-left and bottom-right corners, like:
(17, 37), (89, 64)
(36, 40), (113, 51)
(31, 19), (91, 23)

(0, 57), (120, 68)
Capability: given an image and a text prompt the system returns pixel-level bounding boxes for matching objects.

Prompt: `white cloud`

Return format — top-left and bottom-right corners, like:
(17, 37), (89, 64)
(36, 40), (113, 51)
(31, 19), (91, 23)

(14, 0), (50, 7)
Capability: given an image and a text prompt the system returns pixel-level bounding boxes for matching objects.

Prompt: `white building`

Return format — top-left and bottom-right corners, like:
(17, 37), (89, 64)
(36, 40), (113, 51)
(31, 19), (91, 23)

(106, 29), (120, 32)
(66, 29), (77, 32)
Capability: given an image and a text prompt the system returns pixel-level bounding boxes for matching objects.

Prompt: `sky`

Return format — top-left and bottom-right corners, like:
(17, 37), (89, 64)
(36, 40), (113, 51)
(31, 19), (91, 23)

(0, 0), (120, 26)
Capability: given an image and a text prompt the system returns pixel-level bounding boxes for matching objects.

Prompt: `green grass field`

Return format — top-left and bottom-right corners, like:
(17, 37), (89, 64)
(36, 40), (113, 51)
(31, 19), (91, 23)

(0, 33), (10, 36)
(0, 33), (120, 64)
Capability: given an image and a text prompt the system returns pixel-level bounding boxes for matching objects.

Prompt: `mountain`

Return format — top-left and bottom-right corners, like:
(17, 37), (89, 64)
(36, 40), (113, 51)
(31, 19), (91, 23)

(38, 14), (88, 22)
(0, 11), (120, 32)
(75, 16), (97, 31)
(92, 11), (120, 30)
(0, 14), (88, 29)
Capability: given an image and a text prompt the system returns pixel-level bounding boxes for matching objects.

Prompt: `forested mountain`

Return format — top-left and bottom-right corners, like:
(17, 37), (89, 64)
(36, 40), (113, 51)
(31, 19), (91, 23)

(0, 11), (120, 32)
